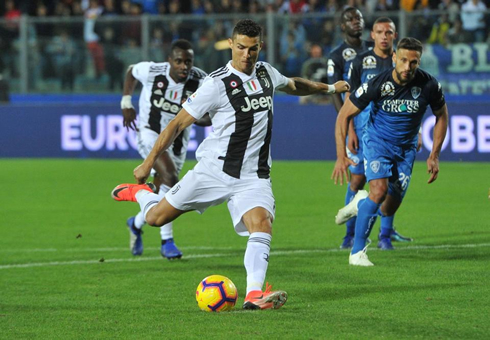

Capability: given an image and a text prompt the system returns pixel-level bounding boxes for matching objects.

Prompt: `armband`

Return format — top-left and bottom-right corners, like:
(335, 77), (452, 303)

(327, 84), (335, 94)
(121, 95), (134, 110)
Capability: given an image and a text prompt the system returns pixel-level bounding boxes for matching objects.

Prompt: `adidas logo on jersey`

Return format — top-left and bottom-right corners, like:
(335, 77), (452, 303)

(232, 88), (242, 95)
(153, 97), (181, 114)
(241, 96), (273, 113)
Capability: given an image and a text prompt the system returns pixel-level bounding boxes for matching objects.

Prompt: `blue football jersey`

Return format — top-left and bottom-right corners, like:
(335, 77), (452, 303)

(348, 49), (394, 135)
(350, 68), (446, 147)
(327, 40), (374, 84)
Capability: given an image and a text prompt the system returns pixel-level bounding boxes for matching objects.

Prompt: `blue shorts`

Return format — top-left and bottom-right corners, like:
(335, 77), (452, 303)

(362, 134), (417, 201)
(347, 131), (365, 175)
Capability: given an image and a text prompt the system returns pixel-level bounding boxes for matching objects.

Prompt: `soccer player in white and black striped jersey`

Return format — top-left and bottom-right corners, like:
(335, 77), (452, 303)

(119, 39), (210, 259)
(113, 19), (349, 310)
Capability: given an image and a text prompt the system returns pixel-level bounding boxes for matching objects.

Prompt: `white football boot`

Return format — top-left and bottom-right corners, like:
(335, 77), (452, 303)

(349, 245), (374, 266)
(335, 190), (369, 225)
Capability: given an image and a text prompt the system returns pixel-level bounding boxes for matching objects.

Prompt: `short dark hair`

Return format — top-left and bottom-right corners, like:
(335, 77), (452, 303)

(341, 6), (360, 23)
(171, 39), (193, 53)
(232, 19), (263, 40)
(397, 37), (423, 54)
(373, 17), (394, 27)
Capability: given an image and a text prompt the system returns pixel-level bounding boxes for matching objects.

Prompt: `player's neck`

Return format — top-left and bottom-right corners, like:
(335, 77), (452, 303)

(373, 46), (393, 59)
(344, 36), (362, 48)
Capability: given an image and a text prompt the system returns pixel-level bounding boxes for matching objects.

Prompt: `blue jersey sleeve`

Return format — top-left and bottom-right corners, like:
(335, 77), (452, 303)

(349, 77), (379, 111)
(327, 50), (344, 83)
(348, 57), (362, 92)
(428, 79), (446, 112)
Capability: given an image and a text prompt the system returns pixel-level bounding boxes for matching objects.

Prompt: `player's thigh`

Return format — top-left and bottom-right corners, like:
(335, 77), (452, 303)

(165, 160), (231, 214)
(388, 147), (417, 201)
(363, 137), (393, 182)
(227, 178), (275, 236)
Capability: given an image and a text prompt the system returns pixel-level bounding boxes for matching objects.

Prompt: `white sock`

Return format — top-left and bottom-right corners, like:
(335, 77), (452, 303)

(158, 185), (173, 240)
(244, 232), (272, 295)
(135, 190), (160, 224)
(134, 211), (145, 229)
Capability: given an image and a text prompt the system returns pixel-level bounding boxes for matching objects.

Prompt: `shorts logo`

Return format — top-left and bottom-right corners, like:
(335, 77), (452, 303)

(171, 184), (181, 195)
(381, 81), (395, 96)
(230, 80), (238, 88)
(411, 87), (421, 99)
(370, 161), (380, 173)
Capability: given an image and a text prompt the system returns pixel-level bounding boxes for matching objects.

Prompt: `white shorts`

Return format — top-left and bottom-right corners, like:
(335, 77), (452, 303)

(137, 127), (188, 175)
(165, 158), (275, 236)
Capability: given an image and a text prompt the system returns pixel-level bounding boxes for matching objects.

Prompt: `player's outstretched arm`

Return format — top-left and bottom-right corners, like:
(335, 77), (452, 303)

(134, 108), (197, 183)
(121, 65), (139, 131)
(279, 78), (350, 96)
(331, 97), (361, 185)
(427, 104), (449, 184)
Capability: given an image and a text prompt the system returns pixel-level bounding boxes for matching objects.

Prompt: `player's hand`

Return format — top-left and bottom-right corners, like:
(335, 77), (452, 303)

(334, 81), (350, 94)
(331, 157), (356, 185)
(426, 156), (440, 184)
(133, 163), (151, 184)
(122, 108), (138, 131)
(347, 130), (359, 154)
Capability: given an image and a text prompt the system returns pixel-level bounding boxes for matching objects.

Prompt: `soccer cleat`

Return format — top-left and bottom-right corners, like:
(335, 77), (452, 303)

(111, 182), (156, 202)
(390, 227), (413, 242)
(335, 190), (369, 225)
(377, 237), (394, 250)
(242, 283), (288, 310)
(340, 235), (354, 249)
(349, 245), (374, 266)
(127, 216), (143, 256)
(160, 238), (183, 260)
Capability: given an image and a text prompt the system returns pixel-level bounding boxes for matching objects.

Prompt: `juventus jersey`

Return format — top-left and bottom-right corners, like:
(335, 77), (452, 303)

(132, 61), (207, 155)
(182, 61), (289, 180)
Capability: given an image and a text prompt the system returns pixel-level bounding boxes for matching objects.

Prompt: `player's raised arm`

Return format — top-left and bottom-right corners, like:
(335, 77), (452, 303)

(427, 104), (449, 184)
(331, 96), (361, 185)
(134, 108), (197, 183)
(279, 78), (350, 96)
(120, 65), (139, 131)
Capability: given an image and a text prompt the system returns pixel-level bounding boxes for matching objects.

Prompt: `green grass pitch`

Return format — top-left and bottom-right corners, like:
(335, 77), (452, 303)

(1, 159), (489, 339)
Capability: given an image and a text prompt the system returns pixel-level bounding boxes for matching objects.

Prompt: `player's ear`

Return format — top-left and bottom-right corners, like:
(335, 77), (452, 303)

(392, 52), (397, 63)
(228, 38), (233, 49)
(370, 30), (375, 40)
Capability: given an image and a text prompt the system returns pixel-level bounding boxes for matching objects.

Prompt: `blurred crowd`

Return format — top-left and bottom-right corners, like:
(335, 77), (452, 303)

(1, 0), (490, 93)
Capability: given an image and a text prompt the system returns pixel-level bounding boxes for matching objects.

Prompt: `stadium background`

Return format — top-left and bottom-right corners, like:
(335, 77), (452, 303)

(0, 0), (489, 163)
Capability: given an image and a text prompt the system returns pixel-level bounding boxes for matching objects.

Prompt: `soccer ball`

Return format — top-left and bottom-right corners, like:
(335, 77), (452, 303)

(196, 275), (238, 312)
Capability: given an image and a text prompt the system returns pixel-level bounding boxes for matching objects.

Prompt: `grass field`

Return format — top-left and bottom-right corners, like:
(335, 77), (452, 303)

(1, 159), (489, 339)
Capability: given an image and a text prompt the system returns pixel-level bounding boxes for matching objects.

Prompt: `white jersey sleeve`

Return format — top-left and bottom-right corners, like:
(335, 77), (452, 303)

(182, 77), (221, 120)
(132, 62), (153, 83)
(265, 64), (289, 90)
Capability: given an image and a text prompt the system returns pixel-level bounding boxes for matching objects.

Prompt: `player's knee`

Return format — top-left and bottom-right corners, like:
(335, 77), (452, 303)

(369, 184), (388, 204)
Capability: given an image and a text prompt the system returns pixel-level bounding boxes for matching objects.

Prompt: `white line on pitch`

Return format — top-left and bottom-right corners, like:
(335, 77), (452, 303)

(1, 243), (489, 270)
(0, 246), (234, 253)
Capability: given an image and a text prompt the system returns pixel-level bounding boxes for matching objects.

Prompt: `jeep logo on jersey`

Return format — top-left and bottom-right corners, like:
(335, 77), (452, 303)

(241, 96), (273, 113)
(153, 97), (181, 113)
(411, 87), (421, 99)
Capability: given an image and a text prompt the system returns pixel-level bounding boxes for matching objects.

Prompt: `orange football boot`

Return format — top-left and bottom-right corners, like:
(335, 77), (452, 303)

(242, 283), (287, 310)
(111, 183), (156, 202)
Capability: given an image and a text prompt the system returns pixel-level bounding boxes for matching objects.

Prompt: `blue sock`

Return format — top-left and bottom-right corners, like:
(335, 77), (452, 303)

(352, 197), (381, 254)
(379, 211), (394, 239)
(345, 185), (357, 236)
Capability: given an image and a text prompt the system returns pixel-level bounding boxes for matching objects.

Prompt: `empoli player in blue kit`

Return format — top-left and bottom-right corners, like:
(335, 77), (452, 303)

(331, 37), (449, 266)
(343, 17), (414, 250)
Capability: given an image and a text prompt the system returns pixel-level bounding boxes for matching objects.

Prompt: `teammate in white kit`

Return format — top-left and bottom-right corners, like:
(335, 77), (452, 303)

(119, 39), (209, 259)
(112, 19), (349, 310)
